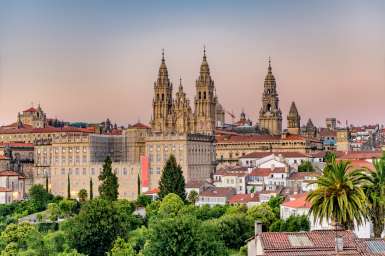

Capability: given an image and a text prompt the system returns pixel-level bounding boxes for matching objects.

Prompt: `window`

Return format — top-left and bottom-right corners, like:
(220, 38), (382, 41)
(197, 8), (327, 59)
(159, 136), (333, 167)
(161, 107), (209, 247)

(82, 168), (87, 175)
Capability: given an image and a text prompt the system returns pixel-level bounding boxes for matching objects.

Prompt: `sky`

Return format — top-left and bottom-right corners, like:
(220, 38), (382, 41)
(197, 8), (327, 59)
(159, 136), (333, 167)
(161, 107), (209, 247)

(0, 0), (384, 127)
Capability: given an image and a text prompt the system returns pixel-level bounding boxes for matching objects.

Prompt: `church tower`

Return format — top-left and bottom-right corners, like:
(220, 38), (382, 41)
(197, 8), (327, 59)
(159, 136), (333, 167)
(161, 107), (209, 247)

(174, 78), (193, 134)
(150, 51), (174, 134)
(287, 101), (301, 135)
(194, 48), (217, 135)
(258, 58), (282, 135)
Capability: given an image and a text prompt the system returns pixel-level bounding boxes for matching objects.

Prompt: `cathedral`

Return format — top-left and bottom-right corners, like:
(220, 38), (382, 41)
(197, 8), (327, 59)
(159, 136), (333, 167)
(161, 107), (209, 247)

(150, 49), (217, 135)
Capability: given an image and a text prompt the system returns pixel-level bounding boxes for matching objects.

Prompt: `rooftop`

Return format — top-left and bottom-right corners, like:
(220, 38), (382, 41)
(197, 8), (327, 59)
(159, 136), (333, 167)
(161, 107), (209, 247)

(240, 151), (308, 159)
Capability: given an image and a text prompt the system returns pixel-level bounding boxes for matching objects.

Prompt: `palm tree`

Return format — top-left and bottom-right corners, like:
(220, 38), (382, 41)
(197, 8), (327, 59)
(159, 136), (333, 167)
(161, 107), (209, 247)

(307, 158), (368, 230)
(364, 158), (385, 238)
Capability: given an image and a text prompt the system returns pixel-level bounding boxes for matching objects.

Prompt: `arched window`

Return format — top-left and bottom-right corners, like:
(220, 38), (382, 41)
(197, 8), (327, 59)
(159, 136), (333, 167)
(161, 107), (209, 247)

(204, 92), (206, 99)
(199, 92), (201, 99)
(267, 104), (272, 111)
(162, 94), (164, 101)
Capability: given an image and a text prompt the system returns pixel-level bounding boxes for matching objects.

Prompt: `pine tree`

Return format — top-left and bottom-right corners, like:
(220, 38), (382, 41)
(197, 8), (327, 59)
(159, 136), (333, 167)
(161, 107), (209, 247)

(67, 173), (71, 199)
(98, 156), (119, 201)
(89, 177), (93, 200)
(159, 154), (186, 200)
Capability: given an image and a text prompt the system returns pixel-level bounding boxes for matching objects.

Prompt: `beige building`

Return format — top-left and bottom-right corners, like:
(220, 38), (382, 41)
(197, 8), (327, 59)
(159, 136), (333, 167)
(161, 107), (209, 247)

(17, 105), (47, 128)
(216, 132), (322, 164)
(336, 128), (351, 151)
(258, 59), (282, 135)
(33, 132), (140, 200)
(145, 133), (215, 189)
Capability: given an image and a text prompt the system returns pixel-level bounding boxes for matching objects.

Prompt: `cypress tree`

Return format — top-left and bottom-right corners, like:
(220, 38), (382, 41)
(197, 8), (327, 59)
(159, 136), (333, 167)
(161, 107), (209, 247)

(137, 173), (141, 196)
(45, 175), (49, 192)
(67, 173), (71, 199)
(158, 154), (186, 200)
(98, 156), (119, 201)
(89, 177), (93, 200)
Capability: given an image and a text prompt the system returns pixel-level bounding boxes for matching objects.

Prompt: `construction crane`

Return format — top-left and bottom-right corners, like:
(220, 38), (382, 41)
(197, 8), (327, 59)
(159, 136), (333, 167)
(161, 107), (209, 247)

(225, 109), (236, 124)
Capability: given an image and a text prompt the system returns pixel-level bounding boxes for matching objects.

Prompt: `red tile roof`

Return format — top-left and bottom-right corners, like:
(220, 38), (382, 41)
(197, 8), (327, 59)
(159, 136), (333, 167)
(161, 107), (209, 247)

(0, 170), (19, 176)
(185, 180), (208, 188)
(282, 193), (311, 209)
(338, 151), (383, 160)
(288, 172), (321, 181)
(131, 122), (151, 129)
(216, 134), (306, 143)
(199, 187), (235, 197)
(143, 187), (159, 195)
(0, 126), (94, 135)
(258, 230), (359, 256)
(249, 167), (286, 177)
(23, 107), (38, 113)
(214, 167), (248, 177)
(228, 193), (259, 204)
(0, 142), (34, 148)
(0, 187), (12, 192)
(240, 151), (308, 159)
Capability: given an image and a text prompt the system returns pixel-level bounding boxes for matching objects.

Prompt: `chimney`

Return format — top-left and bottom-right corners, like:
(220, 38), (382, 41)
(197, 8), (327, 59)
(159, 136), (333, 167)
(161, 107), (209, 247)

(270, 164), (275, 171)
(255, 220), (262, 237)
(248, 167), (253, 174)
(335, 235), (343, 253)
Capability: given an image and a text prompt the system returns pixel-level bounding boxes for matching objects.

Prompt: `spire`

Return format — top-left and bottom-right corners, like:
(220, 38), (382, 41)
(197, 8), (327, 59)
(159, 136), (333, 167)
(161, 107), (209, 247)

(264, 56), (276, 86)
(200, 46), (210, 75)
(158, 49), (168, 79)
(178, 76), (183, 92)
(288, 101), (299, 116)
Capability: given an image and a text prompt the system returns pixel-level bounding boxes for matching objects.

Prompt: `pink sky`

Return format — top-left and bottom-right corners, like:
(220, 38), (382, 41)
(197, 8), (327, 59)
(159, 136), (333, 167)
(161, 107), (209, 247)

(0, 1), (384, 127)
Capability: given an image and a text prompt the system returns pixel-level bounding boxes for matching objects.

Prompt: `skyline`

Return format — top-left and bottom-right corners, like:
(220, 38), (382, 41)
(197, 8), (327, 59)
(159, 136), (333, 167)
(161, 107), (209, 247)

(0, 0), (385, 127)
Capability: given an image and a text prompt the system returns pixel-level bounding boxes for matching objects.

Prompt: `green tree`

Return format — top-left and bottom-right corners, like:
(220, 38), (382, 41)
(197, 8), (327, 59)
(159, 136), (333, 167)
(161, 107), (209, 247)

(108, 237), (135, 256)
(143, 216), (227, 256)
(47, 203), (60, 222)
(187, 190), (199, 205)
(29, 184), (53, 211)
(136, 194), (152, 207)
(307, 158), (367, 229)
(211, 213), (253, 249)
(99, 156), (119, 201)
(267, 195), (284, 218)
(324, 151), (336, 163)
(64, 199), (125, 256)
(67, 174), (71, 199)
(0, 222), (38, 253)
(59, 199), (78, 218)
(78, 189), (88, 203)
(364, 158), (385, 237)
(247, 203), (277, 231)
(158, 193), (184, 217)
(298, 160), (315, 172)
(158, 155), (186, 200)
(89, 178), (93, 200)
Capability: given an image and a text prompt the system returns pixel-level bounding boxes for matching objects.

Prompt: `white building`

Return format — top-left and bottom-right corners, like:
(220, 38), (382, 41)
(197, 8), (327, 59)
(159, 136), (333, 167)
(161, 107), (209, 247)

(239, 151), (308, 169)
(287, 172), (320, 192)
(280, 193), (379, 238)
(213, 166), (248, 194)
(197, 187), (235, 206)
(247, 167), (288, 192)
(0, 170), (25, 204)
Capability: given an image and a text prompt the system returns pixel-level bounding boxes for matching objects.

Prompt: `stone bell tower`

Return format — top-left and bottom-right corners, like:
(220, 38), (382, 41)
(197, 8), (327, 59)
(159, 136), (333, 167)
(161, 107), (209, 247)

(193, 48), (217, 135)
(287, 101), (301, 135)
(258, 58), (282, 135)
(150, 50), (174, 134)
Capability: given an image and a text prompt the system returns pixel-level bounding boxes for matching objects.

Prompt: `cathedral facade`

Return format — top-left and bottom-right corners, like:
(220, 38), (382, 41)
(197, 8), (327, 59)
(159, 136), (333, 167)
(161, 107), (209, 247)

(150, 50), (217, 136)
